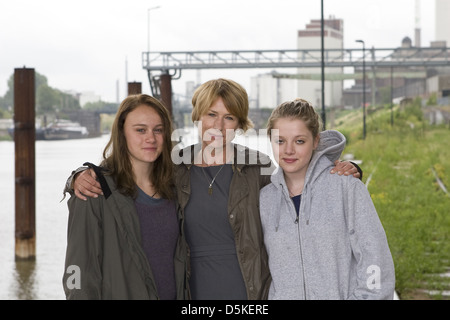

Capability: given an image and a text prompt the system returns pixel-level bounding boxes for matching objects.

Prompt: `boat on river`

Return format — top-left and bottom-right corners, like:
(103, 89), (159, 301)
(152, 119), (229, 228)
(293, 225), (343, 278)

(8, 119), (89, 140)
(43, 120), (89, 140)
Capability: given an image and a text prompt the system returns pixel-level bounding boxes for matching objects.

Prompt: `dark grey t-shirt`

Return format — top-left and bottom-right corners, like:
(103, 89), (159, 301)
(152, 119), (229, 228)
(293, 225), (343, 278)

(135, 187), (178, 300)
(184, 164), (247, 300)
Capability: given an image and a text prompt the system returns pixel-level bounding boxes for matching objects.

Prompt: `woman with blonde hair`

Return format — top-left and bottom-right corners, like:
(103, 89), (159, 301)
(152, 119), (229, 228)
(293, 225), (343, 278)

(260, 98), (395, 299)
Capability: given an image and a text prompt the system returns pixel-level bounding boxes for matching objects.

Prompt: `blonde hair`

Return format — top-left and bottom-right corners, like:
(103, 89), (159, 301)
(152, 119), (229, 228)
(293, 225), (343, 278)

(267, 98), (322, 139)
(101, 94), (174, 200)
(191, 78), (254, 131)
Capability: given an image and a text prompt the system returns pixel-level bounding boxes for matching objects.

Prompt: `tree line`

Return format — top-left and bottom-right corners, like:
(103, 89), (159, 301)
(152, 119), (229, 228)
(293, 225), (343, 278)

(0, 71), (118, 119)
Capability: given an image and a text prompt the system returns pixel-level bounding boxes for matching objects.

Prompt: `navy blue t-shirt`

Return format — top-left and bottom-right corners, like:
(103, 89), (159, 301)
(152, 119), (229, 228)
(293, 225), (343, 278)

(291, 194), (302, 216)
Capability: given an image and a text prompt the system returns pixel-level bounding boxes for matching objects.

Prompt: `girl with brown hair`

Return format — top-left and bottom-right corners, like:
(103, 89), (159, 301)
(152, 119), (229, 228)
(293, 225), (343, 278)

(63, 94), (186, 299)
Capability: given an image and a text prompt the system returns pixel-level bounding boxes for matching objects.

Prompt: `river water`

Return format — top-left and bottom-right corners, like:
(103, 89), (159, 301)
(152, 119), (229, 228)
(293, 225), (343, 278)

(0, 130), (273, 300)
(0, 135), (110, 299)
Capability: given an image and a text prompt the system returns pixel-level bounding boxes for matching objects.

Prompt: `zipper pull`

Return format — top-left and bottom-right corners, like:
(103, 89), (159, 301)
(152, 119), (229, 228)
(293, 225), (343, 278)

(294, 217), (299, 224)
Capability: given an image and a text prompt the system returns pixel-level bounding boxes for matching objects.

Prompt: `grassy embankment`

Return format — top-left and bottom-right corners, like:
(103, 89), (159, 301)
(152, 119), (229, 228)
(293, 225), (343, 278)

(334, 101), (450, 300)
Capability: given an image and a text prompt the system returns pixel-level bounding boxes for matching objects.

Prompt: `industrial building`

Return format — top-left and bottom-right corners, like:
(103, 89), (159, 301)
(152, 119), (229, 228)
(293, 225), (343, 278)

(249, 0), (450, 112)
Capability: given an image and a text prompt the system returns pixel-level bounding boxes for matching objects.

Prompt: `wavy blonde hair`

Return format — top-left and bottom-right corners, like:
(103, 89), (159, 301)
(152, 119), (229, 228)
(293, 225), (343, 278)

(191, 78), (254, 132)
(101, 94), (174, 200)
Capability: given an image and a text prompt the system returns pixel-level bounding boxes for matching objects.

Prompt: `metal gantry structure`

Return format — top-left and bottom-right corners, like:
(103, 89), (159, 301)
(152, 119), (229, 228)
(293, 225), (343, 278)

(142, 46), (450, 116)
(143, 46), (450, 73)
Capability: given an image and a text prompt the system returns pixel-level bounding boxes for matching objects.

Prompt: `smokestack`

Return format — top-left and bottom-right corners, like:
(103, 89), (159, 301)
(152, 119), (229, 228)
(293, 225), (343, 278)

(415, 0), (421, 47)
(116, 79), (120, 103)
(125, 56), (128, 101)
(436, 0), (450, 46)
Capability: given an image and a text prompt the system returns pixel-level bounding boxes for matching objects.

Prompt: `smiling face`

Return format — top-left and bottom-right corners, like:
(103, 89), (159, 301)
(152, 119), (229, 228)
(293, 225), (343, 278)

(271, 117), (319, 178)
(123, 104), (164, 168)
(198, 97), (240, 150)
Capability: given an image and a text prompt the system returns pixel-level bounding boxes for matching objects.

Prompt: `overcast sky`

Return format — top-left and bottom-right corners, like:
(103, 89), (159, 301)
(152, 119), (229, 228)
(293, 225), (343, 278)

(0, 0), (437, 103)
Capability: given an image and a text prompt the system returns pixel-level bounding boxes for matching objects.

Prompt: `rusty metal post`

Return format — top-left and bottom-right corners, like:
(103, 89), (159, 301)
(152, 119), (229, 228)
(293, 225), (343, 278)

(14, 68), (36, 260)
(127, 82), (142, 95)
(159, 73), (173, 116)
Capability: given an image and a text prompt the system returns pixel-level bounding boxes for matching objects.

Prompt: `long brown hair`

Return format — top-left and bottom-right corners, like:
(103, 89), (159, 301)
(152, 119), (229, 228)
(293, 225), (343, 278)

(101, 94), (174, 200)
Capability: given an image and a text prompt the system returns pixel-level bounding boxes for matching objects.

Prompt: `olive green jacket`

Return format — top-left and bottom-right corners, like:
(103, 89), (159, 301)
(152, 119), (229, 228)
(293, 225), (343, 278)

(174, 144), (275, 300)
(63, 167), (187, 300)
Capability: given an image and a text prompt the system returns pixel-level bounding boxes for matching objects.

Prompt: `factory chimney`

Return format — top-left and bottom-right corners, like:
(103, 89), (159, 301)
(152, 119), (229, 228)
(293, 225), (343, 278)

(414, 0), (421, 47)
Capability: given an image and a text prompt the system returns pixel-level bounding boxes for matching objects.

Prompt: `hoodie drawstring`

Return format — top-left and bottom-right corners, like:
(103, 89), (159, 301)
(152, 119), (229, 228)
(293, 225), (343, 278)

(274, 185), (283, 232)
(302, 187), (310, 226)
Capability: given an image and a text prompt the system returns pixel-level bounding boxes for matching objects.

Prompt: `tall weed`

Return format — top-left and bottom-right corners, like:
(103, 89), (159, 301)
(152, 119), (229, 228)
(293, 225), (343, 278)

(338, 105), (450, 299)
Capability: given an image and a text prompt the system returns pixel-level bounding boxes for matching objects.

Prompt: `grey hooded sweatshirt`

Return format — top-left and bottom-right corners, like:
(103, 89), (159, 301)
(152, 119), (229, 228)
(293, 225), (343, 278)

(259, 130), (395, 300)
